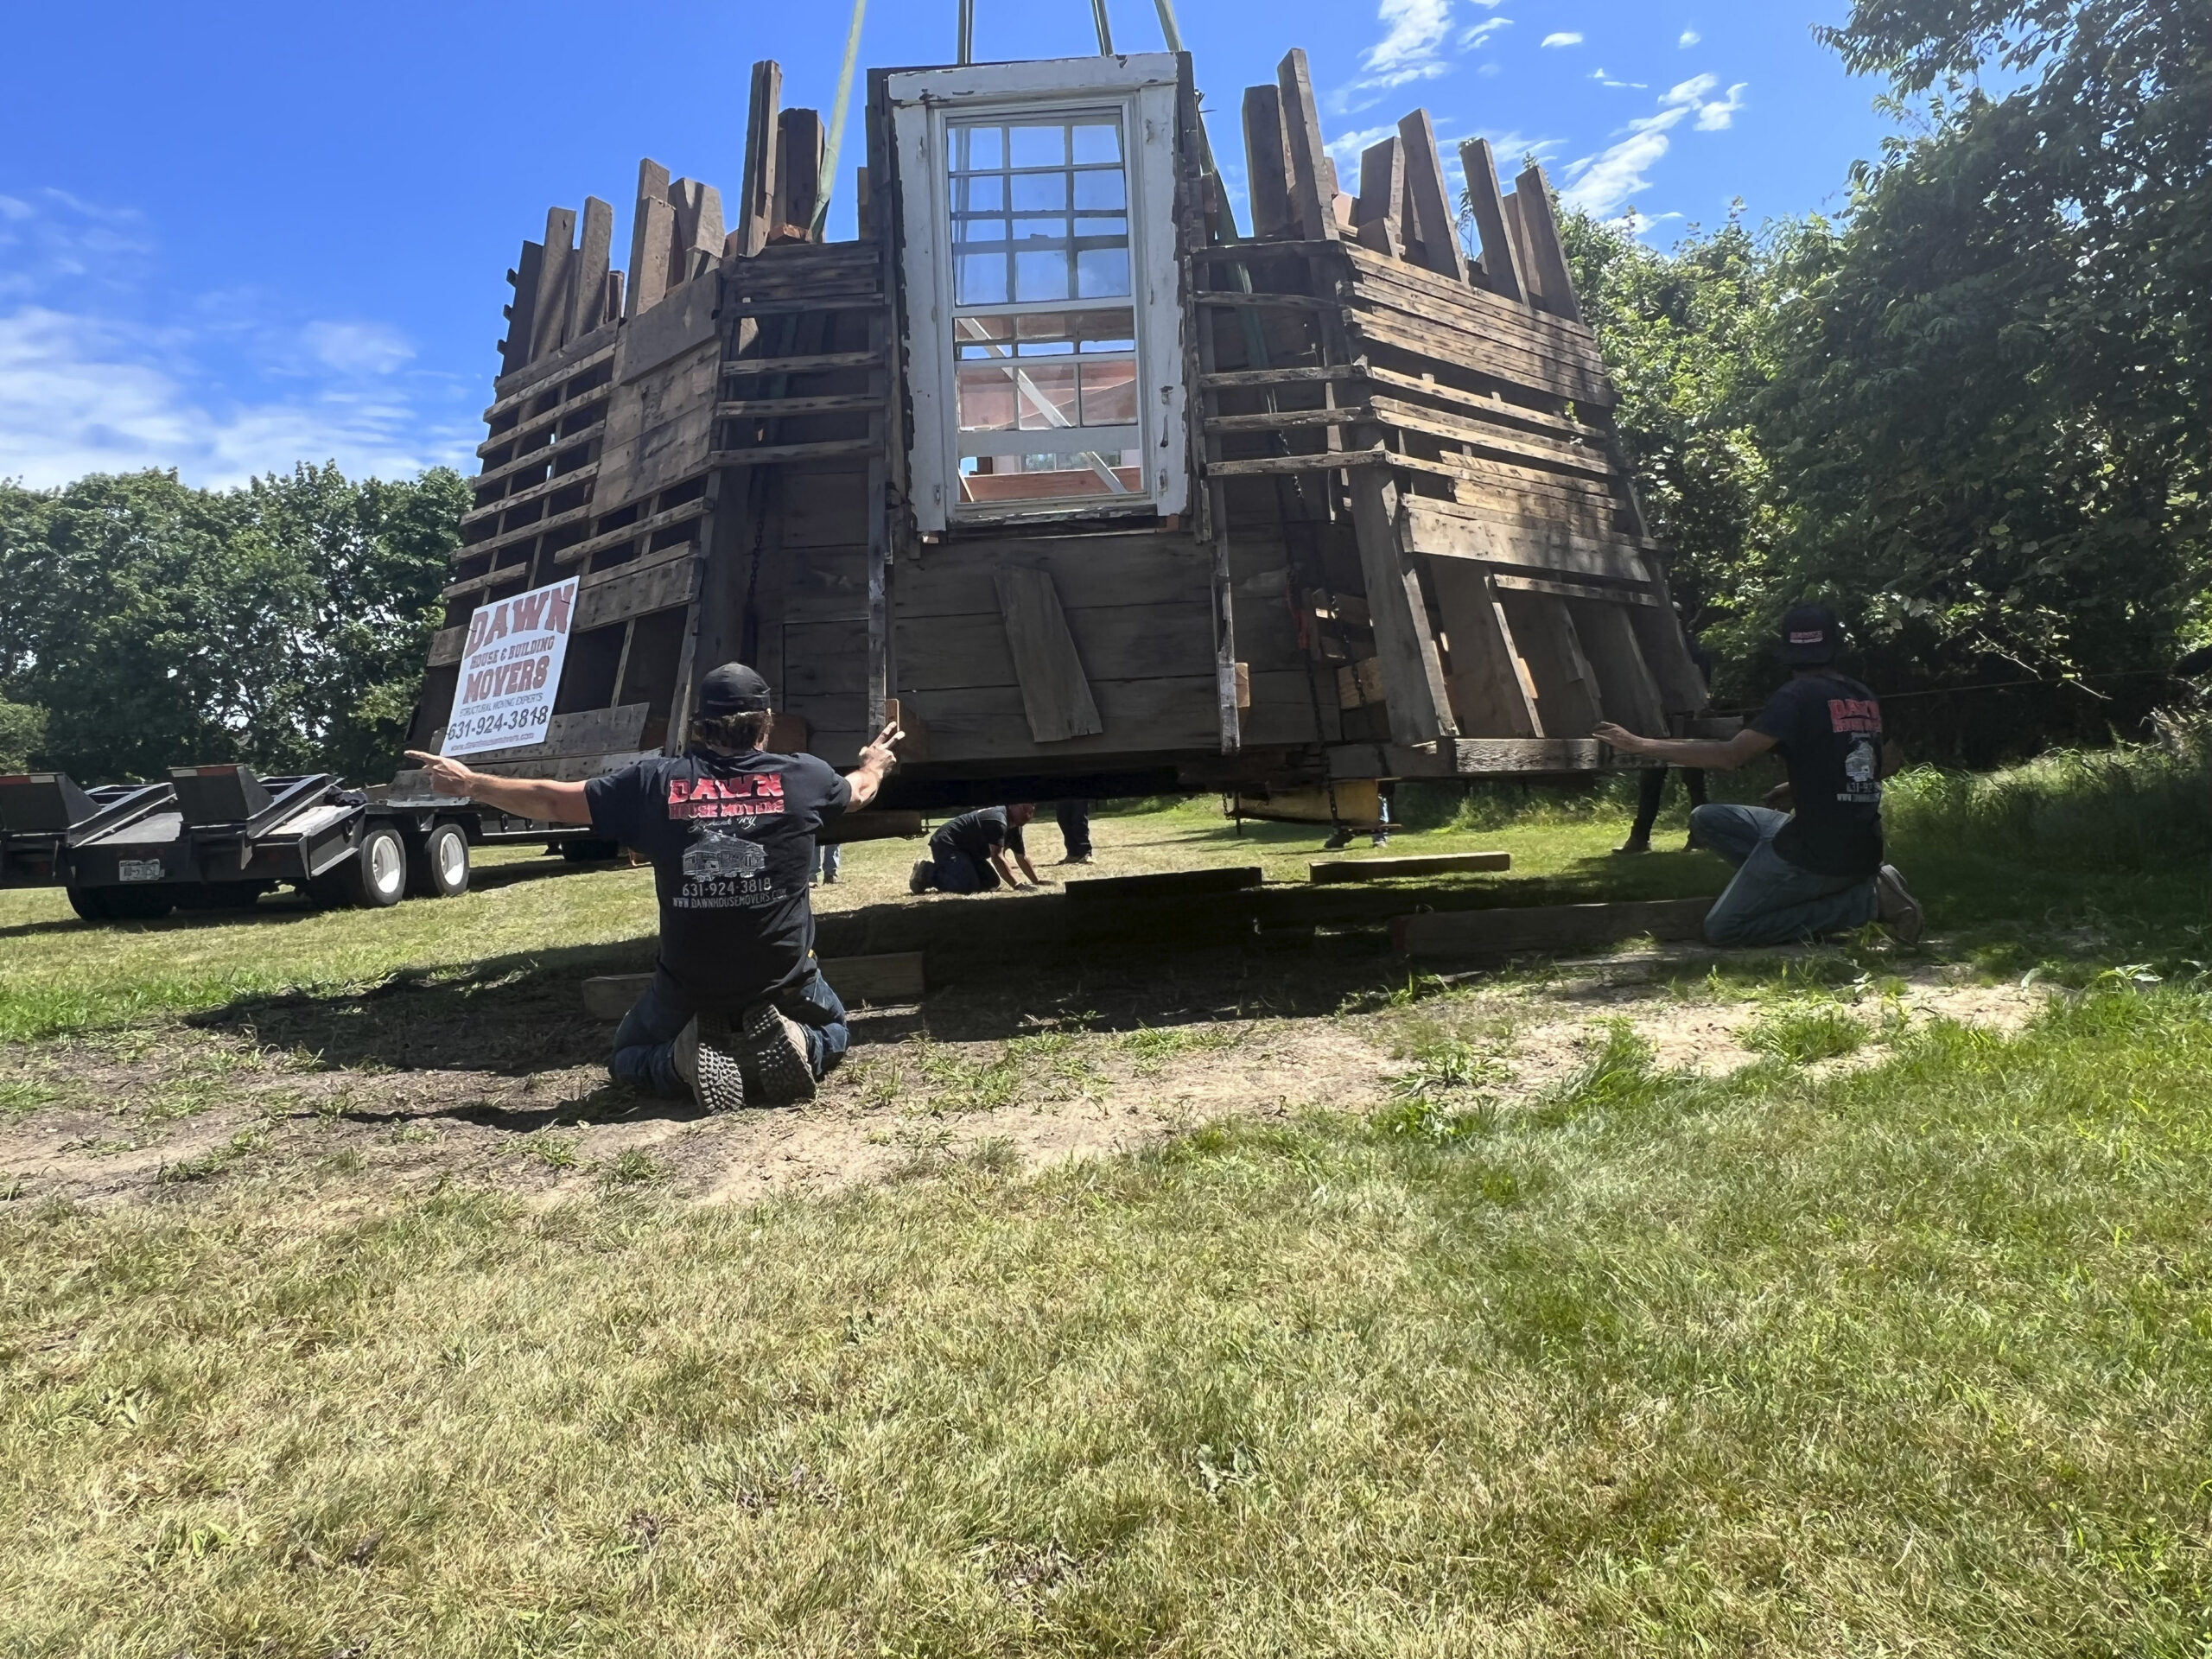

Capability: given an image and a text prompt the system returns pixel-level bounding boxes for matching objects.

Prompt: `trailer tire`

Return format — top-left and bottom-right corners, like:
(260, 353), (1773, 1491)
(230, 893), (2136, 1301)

(560, 838), (623, 863)
(66, 886), (112, 922)
(408, 823), (471, 899)
(340, 824), (410, 908)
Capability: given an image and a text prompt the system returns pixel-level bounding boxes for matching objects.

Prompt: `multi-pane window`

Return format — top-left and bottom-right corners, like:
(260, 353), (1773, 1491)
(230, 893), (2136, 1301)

(945, 116), (1143, 507)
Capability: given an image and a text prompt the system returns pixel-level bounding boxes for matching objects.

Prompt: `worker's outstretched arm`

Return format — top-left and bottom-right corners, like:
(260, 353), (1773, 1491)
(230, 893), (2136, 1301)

(1014, 850), (1047, 885)
(842, 720), (902, 810)
(404, 751), (593, 823)
(1593, 723), (1777, 771)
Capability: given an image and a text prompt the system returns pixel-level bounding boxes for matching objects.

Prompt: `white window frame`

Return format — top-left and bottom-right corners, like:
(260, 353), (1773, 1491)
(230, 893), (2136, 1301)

(887, 54), (1189, 533)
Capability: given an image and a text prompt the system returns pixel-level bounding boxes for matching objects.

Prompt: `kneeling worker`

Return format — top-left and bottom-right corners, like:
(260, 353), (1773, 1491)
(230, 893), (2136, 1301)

(406, 663), (899, 1111)
(909, 804), (1046, 893)
(1594, 602), (1924, 948)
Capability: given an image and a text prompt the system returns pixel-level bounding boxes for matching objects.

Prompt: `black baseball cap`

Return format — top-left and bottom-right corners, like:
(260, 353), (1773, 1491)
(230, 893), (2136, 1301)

(696, 662), (772, 715)
(1777, 602), (1843, 666)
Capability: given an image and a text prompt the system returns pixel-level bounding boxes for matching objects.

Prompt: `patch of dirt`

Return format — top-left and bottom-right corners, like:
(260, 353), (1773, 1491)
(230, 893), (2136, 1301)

(0, 950), (2055, 1212)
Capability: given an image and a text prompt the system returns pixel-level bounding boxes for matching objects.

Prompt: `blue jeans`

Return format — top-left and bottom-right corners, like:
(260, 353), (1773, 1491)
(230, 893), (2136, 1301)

(927, 842), (996, 893)
(611, 966), (849, 1098)
(1691, 804), (1878, 948)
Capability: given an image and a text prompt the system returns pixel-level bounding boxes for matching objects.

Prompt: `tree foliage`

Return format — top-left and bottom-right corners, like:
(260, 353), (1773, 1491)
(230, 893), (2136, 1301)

(0, 466), (462, 784)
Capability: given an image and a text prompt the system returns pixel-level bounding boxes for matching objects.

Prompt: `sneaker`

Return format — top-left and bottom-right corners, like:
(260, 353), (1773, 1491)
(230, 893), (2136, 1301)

(1058, 852), (1094, 865)
(1875, 864), (1925, 944)
(672, 1014), (747, 1112)
(739, 1001), (817, 1105)
(1611, 839), (1652, 856)
(909, 856), (934, 894)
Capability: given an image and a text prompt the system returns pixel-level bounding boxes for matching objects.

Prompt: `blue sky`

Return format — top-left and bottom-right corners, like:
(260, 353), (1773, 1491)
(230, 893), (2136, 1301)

(0, 0), (1891, 491)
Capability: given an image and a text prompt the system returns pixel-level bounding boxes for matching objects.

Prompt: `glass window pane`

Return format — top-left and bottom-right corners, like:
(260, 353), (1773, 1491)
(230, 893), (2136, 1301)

(1072, 307), (1135, 349)
(1011, 214), (1066, 245)
(1072, 122), (1121, 164)
(1011, 172), (1068, 213)
(1013, 361), (1079, 429)
(1008, 123), (1067, 168)
(1015, 250), (1071, 302)
(955, 175), (1005, 213)
(953, 213), (1009, 248)
(957, 253), (1009, 305)
(1079, 359), (1138, 425)
(1073, 169), (1126, 211)
(1076, 246), (1131, 298)
(956, 364), (1019, 430)
(1074, 216), (1128, 240)
(950, 124), (1003, 169)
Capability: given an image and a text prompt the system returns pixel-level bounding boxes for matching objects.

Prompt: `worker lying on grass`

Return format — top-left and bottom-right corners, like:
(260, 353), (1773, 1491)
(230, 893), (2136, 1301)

(907, 804), (1046, 894)
(1594, 601), (1925, 949)
(406, 662), (899, 1112)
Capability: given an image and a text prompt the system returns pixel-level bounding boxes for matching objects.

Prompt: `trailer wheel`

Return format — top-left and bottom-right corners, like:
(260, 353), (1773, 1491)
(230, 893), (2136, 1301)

(560, 838), (623, 863)
(80, 887), (175, 922)
(408, 823), (471, 898)
(340, 824), (409, 908)
(66, 886), (113, 922)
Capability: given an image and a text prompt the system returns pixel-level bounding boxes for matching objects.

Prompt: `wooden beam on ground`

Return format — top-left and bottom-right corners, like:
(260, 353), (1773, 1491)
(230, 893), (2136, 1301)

(1310, 851), (1510, 884)
(1396, 110), (1467, 282)
(1457, 138), (1523, 302)
(1065, 867), (1264, 902)
(1394, 898), (1714, 959)
(1274, 49), (1338, 244)
(1241, 85), (1296, 239)
(581, 951), (927, 1020)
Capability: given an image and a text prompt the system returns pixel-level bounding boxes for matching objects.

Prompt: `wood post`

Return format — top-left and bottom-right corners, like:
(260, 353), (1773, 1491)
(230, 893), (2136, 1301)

(741, 60), (783, 257)
(1502, 592), (1602, 734)
(1242, 86), (1296, 240)
(774, 108), (825, 238)
(1354, 136), (1405, 257)
(1511, 164), (1583, 322)
(1425, 557), (1542, 736)
(626, 159), (673, 318)
(1274, 49), (1338, 244)
(1457, 139), (1524, 301)
(1570, 600), (1669, 734)
(1395, 110), (1466, 282)
(575, 197), (614, 333)
(530, 207), (576, 360)
(501, 240), (543, 374)
(1345, 449), (1458, 746)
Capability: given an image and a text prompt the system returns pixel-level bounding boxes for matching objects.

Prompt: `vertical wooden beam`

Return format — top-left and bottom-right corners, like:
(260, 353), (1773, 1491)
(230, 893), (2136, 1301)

(529, 207), (576, 360)
(866, 306), (890, 733)
(1570, 600), (1669, 734)
(1345, 454), (1458, 746)
(1511, 163), (1584, 322)
(1354, 136), (1405, 258)
(1241, 85), (1295, 241)
(1396, 109), (1467, 282)
(774, 108), (825, 238)
(1426, 560), (1541, 736)
(1274, 49), (1338, 244)
(626, 160), (673, 318)
(668, 180), (724, 286)
(1457, 138), (1524, 301)
(500, 240), (543, 374)
(574, 197), (614, 333)
(741, 60), (784, 258)
(1503, 593), (1602, 734)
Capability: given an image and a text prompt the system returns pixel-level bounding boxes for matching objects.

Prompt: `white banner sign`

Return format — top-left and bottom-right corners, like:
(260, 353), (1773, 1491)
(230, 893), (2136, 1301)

(441, 576), (581, 757)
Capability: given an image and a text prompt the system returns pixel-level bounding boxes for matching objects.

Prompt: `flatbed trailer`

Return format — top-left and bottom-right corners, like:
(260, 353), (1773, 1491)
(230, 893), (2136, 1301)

(0, 764), (610, 922)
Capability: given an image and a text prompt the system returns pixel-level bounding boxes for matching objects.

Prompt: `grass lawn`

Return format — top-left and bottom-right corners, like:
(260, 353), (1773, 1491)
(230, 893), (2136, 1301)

(3, 776), (2211, 1653)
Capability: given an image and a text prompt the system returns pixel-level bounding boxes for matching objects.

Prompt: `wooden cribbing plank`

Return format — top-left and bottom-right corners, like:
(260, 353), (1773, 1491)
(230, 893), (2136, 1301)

(1396, 110), (1467, 282)
(1310, 851), (1510, 884)
(1394, 898), (1715, 959)
(1241, 85), (1295, 239)
(1275, 49), (1337, 243)
(1457, 137), (1523, 302)
(1065, 866), (1264, 902)
(580, 951), (927, 1020)
(1510, 164), (1583, 323)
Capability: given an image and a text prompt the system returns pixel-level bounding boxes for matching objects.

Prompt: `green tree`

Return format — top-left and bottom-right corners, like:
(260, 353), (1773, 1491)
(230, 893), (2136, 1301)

(0, 699), (45, 771)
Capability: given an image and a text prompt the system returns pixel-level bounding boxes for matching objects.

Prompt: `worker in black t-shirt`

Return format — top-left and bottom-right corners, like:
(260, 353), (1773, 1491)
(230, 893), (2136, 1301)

(1594, 602), (1925, 948)
(406, 663), (899, 1112)
(908, 804), (1046, 893)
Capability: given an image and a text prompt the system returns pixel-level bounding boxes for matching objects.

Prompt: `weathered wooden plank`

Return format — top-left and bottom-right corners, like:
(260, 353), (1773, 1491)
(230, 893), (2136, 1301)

(1568, 597), (1669, 734)
(1500, 592), (1603, 736)
(474, 421), (607, 491)
(500, 239), (544, 378)
(1342, 241), (1606, 363)
(722, 350), (883, 378)
(995, 567), (1105, 744)
(1205, 405), (1370, 434)
(1363, 365), (1608, 442)
(530, 206), (578, 362)
(1354, 135), (1405, 256)
(575, 197), (614, 334)
(902, 676), (1217, 760)
(1512, 164), (1584, 323)
(1426, 557), (1544, 738)
(1241, 84), (1296, 240)
(741, 60), (782, 259)
(1396, 110), (1467, 282)
(893, 535), (1217, 618)
(714, 393), (880, 418)
(1395, 897), (1713, 958)
(1456, 138), (1524, 302)
(1370, 397), (1618, 480)
(1325, 736), (1617, 777)
(1199, 364), (1364, 390)
(486, 328), (618, 412)
(773, 106), (825, 236)
(1311, 850), (1510, 884)
(626, 160), (674, 319)
(1275, 49), (1338, 244)
(1494, 573), (1660, 607)
(1205, 447), (1390, 478)
(1399, 496), (1653, 581)
(705, 438), (880, 467)
(1065, 867), (1263, 902)
(556, 499), (713, 569)
(1347, 455), (1458, 746)
(572, 555), (699, 632)
(461, 457), (601, 528)
(1346, 301), (1612, 410)
(898, 601), (1213, 692)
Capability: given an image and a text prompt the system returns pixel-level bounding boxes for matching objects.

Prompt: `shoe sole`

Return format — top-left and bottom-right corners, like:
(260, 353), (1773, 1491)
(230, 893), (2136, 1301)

(1877, 865), (1925, 945)
(692, 1015), (750, 1112)
(741, 1001), (817, 1105)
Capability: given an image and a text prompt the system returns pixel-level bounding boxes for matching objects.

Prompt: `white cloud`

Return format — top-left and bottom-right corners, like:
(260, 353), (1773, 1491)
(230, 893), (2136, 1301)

(0, 193), (473, 489)
(1590, 67), (1649, 87)
(1558, 73), (1751, 221)
(1678, 27), (1700, 46)
(1541, 30), (1583, 47)
(1355, 0), (1456, 91)
(1460, 16), (1512, 48)
(1694, 80), (1750, 128)
(1478, 60), (1503, 75)
(1325, 122), (1400, 170)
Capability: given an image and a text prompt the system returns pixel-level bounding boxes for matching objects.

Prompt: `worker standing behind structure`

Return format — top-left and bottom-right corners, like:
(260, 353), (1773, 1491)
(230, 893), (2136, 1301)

(910, 804), (1046, 893)
(1595, 603), (1925, 948)
(406, 663), (899, 1112)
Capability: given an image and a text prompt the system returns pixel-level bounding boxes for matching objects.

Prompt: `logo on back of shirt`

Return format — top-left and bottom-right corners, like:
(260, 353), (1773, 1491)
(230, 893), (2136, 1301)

(1827, 697), (1882, 734)
(668, 771), (785, 821)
